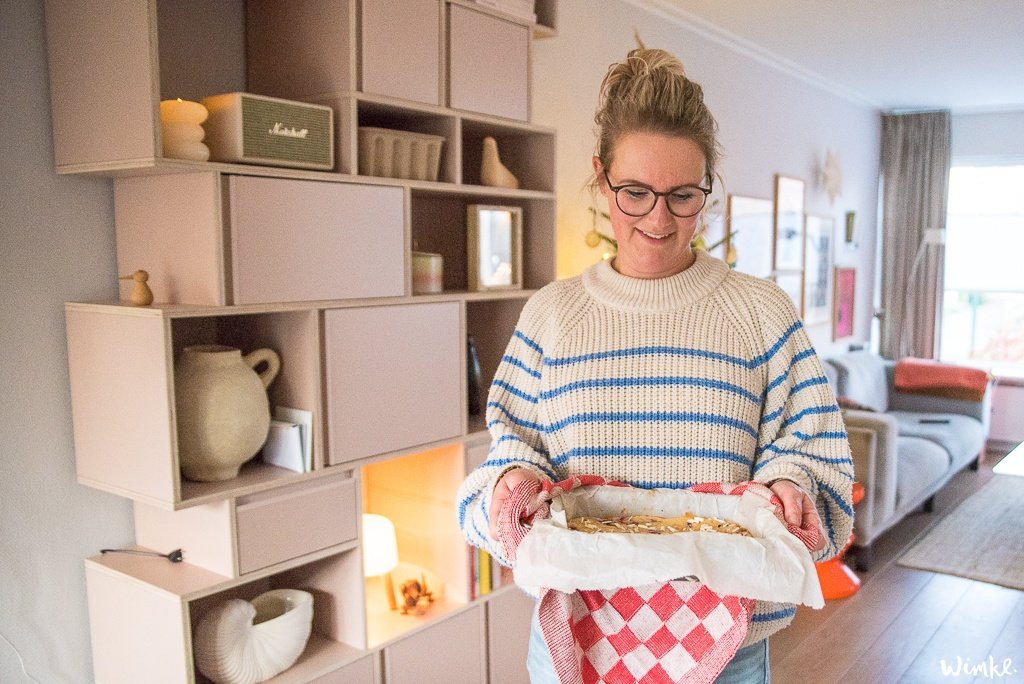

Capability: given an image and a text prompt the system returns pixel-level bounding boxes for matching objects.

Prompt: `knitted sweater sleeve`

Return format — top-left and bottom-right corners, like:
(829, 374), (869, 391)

(455, 289), (561, 564)
(750, 282), (855, 561)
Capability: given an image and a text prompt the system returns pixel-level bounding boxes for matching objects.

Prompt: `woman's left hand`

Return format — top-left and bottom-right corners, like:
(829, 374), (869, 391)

(769, 479), (827, 552)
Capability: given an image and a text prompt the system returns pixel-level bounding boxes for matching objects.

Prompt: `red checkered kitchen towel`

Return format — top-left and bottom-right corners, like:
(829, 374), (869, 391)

(498, 476), (820, 684)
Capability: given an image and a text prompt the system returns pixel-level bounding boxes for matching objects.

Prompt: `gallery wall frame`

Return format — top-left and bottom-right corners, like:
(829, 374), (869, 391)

(726, 194), (774, 278)
(803, 214), (835, 326)
(833, 266), (857, 341)
(773, 175), (806, 272)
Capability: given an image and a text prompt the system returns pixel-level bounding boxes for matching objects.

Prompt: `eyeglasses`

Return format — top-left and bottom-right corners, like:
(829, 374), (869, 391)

(603, 169), (712, 218)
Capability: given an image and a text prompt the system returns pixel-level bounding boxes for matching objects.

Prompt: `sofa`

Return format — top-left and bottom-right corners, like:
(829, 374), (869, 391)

(822, 351), (990, 570)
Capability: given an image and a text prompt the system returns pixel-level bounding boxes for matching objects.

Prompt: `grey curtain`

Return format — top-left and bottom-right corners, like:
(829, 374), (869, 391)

(879, 111), (951, 360)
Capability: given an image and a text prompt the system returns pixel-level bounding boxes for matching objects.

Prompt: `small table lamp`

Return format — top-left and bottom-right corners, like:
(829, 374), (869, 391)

(362, 513), (399, 611)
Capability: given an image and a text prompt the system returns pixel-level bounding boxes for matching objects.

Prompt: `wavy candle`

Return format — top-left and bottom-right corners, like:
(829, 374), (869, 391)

(159, 98), (210, 161)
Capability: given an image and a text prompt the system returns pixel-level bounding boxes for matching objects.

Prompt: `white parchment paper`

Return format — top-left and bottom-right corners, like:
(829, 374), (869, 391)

(513, 486), (824, 608)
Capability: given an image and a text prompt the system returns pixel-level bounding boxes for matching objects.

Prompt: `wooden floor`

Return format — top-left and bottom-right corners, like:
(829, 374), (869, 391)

(769, 449), (1024, 684)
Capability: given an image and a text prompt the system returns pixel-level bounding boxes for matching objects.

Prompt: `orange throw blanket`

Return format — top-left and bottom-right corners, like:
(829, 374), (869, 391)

(894, 357), (989, 402)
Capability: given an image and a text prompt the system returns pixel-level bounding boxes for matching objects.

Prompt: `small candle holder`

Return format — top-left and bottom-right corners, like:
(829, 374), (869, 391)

(160, 98), (210, 161)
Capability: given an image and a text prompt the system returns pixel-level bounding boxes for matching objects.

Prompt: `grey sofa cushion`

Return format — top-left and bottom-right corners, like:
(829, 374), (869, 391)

(828, 351), (890, 413)
(895, 436), (950, 510)
(890, 411), (985, 470)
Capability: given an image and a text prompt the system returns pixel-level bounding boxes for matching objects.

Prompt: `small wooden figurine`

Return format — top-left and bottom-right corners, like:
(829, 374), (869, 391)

(119, 269), (154, 306)
(399, 575), (435, 616)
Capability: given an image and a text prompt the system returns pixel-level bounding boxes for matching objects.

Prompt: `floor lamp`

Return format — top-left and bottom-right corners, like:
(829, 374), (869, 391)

(897, 227), (946, 359)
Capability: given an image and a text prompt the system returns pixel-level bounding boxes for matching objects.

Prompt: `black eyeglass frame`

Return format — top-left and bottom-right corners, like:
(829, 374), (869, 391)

(602, 169), (713, 218)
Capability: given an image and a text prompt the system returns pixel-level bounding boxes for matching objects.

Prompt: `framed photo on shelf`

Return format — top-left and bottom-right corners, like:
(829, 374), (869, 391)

(726, 194), (774, 278)
(467, 204), (523, 291)
(833, 266), (856, 341)
(773, 175), (806, 272)
(774, 271), (804, 315)
(803, 215), (835, 326)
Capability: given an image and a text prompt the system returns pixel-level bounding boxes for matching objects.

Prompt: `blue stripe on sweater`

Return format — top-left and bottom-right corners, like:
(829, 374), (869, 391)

(541, 322), (806, 371)
(546, 411), (758, 439)
(820, 480), (855, 516)
(540, 375), (761, 404)
(457, 489), (480, 527)
(501, 355), (542, 379)
(491, 379), (538, 403)
(478, 455), (558, 481)
(487, 402), (545, 432)
(779, 404), (840, 429)
(488, 433), (549, 456)
(544, 346), (752, 369)
(513, 330), (543, 355)
(550, 445), (752, 467)
(749, 321), (803, 368)
(754, 447), (854, 474)
(752, 606), (796, 622)
(765, 348), (818, 394)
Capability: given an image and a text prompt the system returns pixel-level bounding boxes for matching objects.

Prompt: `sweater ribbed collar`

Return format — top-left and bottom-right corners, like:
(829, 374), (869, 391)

(582, 250), (730, 312)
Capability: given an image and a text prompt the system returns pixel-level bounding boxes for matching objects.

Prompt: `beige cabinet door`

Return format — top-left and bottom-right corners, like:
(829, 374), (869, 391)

(449, 5), (529, 121)
(488, 589), (535, 683)
(361, 0), (441, 105)
(226, 175), (405, 304)
(384, 607), (486, 683)
(324, 302), (463, 464)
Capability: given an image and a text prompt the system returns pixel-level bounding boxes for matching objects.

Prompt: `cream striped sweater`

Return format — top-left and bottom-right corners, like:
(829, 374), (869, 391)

(456, 250), (854, 645)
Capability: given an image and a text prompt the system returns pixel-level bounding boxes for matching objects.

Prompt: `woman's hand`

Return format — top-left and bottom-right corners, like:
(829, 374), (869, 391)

(769, 479), (827, 552)
(488, 468), (541, 540)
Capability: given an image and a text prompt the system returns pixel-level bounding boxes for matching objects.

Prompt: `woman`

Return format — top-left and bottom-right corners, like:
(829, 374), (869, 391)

(456, 48), (854, 683)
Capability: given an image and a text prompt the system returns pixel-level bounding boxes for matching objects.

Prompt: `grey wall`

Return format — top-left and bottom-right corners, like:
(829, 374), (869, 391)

(1, 1), (133, 681)
(2, 0), (886, 680)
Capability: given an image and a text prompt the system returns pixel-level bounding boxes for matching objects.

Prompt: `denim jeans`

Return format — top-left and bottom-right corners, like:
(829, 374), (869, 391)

(526, 611), (770, 683)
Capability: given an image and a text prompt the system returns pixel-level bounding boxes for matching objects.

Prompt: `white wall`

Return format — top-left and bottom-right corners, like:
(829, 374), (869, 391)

(952, 110), (1024, 164)
(1, 1), (134, 681)
(0, 0), (886, 680)
(533, 0), (882, 357)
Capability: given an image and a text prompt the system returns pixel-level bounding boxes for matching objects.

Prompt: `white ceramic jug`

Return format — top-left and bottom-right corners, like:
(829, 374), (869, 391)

(175, 345), (280, 482)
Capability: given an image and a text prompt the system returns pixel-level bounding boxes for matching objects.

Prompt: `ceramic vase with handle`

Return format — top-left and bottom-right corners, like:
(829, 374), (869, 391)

(175, 345), (281, 482)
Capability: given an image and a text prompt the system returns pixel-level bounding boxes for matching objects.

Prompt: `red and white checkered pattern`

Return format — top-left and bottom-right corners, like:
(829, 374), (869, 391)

(563, 583), (754, 683)
(498, 476), (819, 683)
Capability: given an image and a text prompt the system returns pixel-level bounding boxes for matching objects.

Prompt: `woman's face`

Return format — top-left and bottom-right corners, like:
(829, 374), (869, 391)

(593, 132), (707, 279)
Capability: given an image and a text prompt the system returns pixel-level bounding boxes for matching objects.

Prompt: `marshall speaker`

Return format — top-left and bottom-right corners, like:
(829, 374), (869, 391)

(202, 92), (334, 171)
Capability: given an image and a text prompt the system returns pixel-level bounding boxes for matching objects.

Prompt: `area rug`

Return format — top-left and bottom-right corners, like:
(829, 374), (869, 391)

(898, 475), (1024, 590)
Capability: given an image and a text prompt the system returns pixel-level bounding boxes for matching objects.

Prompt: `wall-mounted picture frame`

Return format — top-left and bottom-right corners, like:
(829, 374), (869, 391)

(726, 194), (774, 278)
(697, 210), (727, 259)
(467, 204), (522, 291)
(803, 215), (835, 326)
(774, 271), (804, 316)
(773, 175), (806, 271)
(833, 266), (857, 341)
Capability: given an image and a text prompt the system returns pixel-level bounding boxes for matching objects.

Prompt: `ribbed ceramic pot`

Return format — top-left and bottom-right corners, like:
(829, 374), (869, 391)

(175, 345), (280, 482)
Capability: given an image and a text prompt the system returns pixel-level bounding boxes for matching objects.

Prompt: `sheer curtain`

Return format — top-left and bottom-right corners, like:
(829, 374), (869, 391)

(878, 111), (951, 360)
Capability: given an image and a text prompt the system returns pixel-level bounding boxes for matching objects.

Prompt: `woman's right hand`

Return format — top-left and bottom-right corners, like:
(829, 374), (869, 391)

(488, 468), (542, 541)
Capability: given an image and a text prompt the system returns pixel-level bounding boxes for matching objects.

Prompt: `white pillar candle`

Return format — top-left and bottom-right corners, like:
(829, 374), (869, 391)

(160, 99), (210, 161)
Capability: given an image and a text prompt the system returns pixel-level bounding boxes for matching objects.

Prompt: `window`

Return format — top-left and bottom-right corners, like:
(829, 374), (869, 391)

(940, 165), (1024, 371)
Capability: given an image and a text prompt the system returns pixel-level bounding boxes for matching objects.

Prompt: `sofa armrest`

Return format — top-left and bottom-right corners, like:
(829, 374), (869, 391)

(884, 363), (992, 428)
(842, 409), (899, 546)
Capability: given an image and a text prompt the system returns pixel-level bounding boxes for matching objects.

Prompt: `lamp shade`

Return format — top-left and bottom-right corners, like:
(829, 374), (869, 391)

(362, 513), (399, 578)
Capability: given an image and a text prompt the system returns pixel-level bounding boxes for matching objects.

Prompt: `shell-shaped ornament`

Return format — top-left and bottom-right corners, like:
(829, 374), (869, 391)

(193, 589), (314, 684)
